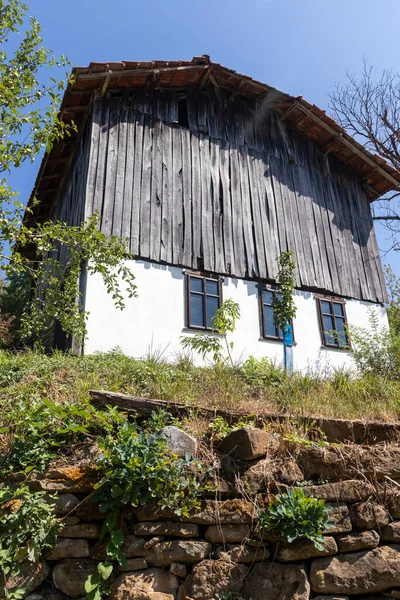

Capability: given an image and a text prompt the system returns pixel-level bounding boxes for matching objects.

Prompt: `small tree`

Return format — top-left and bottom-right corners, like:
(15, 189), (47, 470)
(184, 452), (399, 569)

(0, 1), (136, 344)
(273, 250), (297, 331)
(180, 299), (240, 366)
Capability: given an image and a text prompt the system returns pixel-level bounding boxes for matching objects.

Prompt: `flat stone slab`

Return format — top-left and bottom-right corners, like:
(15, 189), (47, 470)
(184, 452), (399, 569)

(310, 545), (400, 595)
(336, 530), (380, 553)
(241, 562), (310, 600)
(275, 536), (337, 562)
(217, 427), (276, 460)
(146, 540), (211, 566)
(134, 521), (200, 538)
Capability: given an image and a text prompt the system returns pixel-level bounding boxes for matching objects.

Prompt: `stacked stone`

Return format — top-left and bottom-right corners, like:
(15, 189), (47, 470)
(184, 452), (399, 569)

(4, 427), (400, 600)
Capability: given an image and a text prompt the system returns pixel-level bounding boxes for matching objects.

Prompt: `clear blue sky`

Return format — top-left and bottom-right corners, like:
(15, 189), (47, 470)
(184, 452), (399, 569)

(16, 0), (400, 275)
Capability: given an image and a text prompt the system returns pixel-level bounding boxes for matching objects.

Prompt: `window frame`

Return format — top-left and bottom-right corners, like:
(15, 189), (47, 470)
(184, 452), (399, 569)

(315, 294), (350, 349)
(185, 272), (222, 332)
(258, 284), (290, 342)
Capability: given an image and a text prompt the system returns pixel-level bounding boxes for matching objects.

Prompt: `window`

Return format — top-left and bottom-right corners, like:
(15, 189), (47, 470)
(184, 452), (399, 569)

(259, 287), (285, 340)
(186, 273), (221, 330)
(316, 296), (349, 349)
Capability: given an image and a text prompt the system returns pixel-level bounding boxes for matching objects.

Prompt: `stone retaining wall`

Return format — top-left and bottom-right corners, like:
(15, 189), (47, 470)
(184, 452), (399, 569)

(4, 427), (400, 600)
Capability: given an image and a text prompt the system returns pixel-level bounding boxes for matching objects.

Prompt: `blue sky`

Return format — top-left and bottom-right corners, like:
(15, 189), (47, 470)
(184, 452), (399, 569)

(15, 0), (400, 275)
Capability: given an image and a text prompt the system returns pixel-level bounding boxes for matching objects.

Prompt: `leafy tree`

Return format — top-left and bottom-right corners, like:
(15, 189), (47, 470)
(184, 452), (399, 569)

(0, 1), (136, 344)
(273, 250), (297, 330)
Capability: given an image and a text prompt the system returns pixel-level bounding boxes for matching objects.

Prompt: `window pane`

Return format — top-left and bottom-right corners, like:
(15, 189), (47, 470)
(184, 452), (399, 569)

(190, 293), (204, 327)
(263, 305), (277, 337)
(263, 290), (274, 305)
(333, 302), (344, 317)
(335, 317), (348, 347)
(206, 280), (219, 296)
(189, 276), (203, 293)
(321, 300), (332, 315)
(206, 296), (219, 328)
(323, 314), (336, 345)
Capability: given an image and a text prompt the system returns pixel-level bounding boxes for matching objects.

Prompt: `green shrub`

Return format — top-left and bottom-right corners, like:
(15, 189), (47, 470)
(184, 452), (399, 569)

(0, 485), (59, 595)
(257, 488), (331, 549)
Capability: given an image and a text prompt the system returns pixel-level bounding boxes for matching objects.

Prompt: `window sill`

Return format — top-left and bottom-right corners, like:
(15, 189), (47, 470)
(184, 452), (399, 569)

(181, 328), (224, 337)
(320, 345), (351, 352)
(258, 337), (297, 346)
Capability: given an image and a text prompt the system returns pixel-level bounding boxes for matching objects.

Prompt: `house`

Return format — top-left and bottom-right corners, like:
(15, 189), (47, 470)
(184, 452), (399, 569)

(26, 56), (400, 370)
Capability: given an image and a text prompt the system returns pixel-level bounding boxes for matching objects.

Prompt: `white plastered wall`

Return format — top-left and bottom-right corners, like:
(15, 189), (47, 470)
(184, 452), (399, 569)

(84, 259), (389, 373)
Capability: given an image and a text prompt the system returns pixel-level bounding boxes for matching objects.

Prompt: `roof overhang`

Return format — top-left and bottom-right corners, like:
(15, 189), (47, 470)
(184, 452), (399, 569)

(26, 55), (400, 227)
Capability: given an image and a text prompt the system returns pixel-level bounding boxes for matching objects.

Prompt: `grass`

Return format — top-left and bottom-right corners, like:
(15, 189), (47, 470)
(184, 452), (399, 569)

(0, 348), (399, 427)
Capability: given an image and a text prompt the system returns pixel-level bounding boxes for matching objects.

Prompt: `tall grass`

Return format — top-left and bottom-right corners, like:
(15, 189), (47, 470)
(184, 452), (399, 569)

(0, 349), (398, 423)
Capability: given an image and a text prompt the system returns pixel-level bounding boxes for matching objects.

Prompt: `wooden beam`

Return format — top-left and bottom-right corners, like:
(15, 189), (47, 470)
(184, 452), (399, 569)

(88, 389), (400, 443)
(280, 100), (300, 121)
(78, 64), (208, 81)
(297, 102), (400, 189)
(101, 69), (112, 96)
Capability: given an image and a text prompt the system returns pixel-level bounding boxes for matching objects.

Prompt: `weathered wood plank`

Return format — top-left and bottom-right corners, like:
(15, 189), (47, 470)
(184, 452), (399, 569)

(210, 139), (225, 273)
(229, 143), (247, 276)
(199, 133), (214, 271)
(130, 111), (144, 255)
(121, 97), (135, 244)
(246, 150), (267, 279)
(112, 92), (129, 237)
(181, 127), (192, 267)
(187, 89), (198, 133)
(149, 119), (163, 262)
(191, 133), (202, 267)
(219, 138), (235, 275)
(139, 114), (153, 257)
(92, 94), (110, 217)
(84, 95), (102, 220)
(255, 155), (280, 280)
(161, 121), (173, 264)
(238, 145), (257, 277)
(102, 96), (121, 236)
(172, 126), (183, 265)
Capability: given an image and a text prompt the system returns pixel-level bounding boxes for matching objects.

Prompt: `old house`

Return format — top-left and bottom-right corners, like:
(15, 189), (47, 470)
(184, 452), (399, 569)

(26, 56), (400, 370)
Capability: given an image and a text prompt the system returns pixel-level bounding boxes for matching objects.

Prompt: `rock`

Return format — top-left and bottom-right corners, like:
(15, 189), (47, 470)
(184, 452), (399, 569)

(91, 535), (146, 560)
(29, 466), (98, 493)
(275, 536), (337, 562)
(59, 523), (101, 538)
(136, 498), (255, 524)
(310, 545), (400, 595)
(244, 456), (303, 492)
(325, 503), (352, 534)
(118, 558), (148, 572)
(170, 563), (187, 578)
(390, 591), (400, 599)
(144, 537), (165, 550)
(75, 498), (109, 521)
(53, 558), (98, 597)
(61, 516), (81, 525)
(296, 444), (400, 482)
(382, 522), (400, 542)
(134, 522), (200, 538)
(50, 493), (80, 516)
(313, 597), (349, 600)
(25, 585), (66, 600)
(389, 495), (400, 519)
(217, 427), (277, 461)
(44, 538), (90, 560)
(350, 501), (390, 530)
(303, 480), (375, 503)
(160, 426), (197, 458)
(110, 568), (179, 600)
(146, 540), (211, 566)
(205, 523), (251, 543)
(241, 562), (310, 599)
(215, 544), (271, 563)
(178, 559), (247, 600)
(336, 530), (380, 553)
(5, 560), (50, 597)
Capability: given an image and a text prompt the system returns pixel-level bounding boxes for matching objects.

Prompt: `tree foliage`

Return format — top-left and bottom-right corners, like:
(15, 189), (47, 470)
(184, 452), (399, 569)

(0, 1), (136, 345)
(273, 250), (297, 330)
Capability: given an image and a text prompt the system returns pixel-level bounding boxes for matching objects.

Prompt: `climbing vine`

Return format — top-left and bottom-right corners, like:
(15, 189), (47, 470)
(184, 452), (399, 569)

(273, 250), (297, 330)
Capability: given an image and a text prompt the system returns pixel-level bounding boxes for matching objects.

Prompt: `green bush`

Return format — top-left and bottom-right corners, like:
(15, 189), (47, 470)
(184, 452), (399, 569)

(257, 488), (331, 549)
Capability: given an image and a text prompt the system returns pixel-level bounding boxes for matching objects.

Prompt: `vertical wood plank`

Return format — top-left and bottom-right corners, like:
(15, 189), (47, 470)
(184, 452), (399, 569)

(181, 127), (192, 267)
(121, 97), (135, 245)
(191, 133), (202, 267)
(84, 94), (101, 220)
(130, 111), (144, 255)
(161, 121), (173, 263)
(172, 126), (184, 264)
(102, 96), (121, 236)
(219, 138), (235, 275)
(92, 94), (110, 218)
(229, 143), (246, 276)
(210, 139), (225, 273)
(150, 118), (163, 262)
(255, 155), (281, 280)
(187, 89), (199, 134)
(112, 91), (129, 237)
(199, 133), (214, 271)
(238, 145), (257, 277)
(246, 150), (267, 279)
(139, 114), (153, 257)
